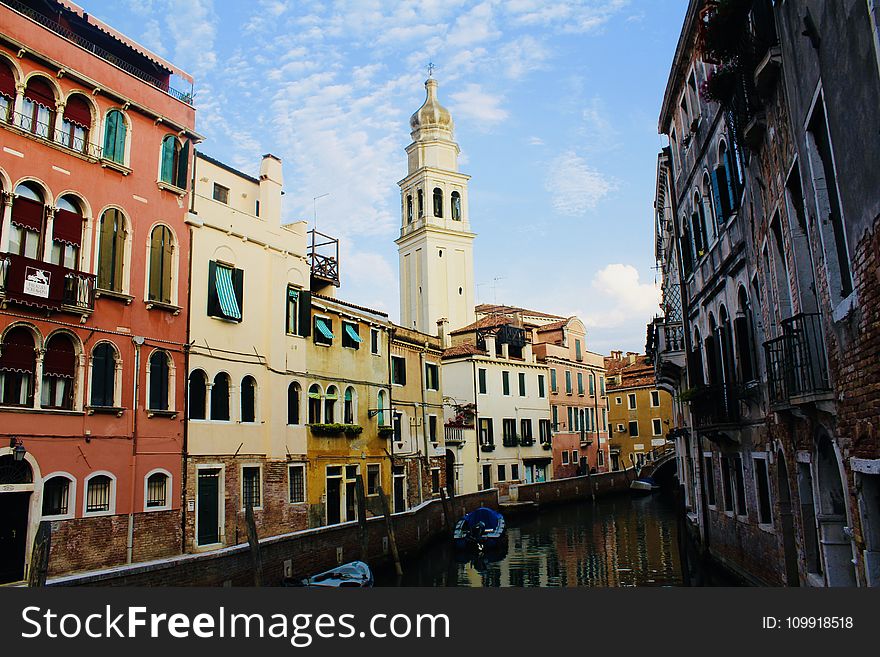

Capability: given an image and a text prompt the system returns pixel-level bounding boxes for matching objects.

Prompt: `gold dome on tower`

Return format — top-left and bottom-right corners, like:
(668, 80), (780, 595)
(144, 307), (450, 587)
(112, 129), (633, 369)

(409, 78), (453, 139)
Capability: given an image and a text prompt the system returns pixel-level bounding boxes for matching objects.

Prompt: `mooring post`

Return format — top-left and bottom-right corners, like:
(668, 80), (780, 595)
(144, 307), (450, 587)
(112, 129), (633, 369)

(378, 486), (403, 577)
(245, 503), (263, 587)
(27, 521), (52, 587)
(439, 488), (453, 534)
(355, 474), (369, 561)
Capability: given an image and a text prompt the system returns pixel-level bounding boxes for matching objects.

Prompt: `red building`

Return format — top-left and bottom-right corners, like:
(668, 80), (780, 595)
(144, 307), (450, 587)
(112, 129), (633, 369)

(0, 0), (198, 582)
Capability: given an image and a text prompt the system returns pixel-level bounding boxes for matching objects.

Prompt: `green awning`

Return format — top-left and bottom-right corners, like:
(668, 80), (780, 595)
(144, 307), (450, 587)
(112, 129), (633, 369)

(316, 317), (334, 339)
(215, 265), (241, 320)
(344, 324), (362, 343)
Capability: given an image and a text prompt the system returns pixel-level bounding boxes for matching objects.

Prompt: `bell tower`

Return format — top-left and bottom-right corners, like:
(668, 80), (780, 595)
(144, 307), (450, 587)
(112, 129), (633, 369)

(396, 78), (476, 336)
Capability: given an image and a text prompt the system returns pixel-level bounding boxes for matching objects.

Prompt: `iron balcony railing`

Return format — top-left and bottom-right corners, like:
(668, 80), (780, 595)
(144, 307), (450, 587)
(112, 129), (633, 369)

(689, 383), (741, 430)
(1, 0), (193, 105)
(444, 426), (465, 444)
(6, 111), (104, 158)
(764, 312), (831, 406)
(660, 321), (685, 352)
(0, 252), (96, 312)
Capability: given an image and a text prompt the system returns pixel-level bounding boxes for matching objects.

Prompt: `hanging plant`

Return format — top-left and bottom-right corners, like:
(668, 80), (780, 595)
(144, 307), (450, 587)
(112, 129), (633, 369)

(698, 0), (751, 64)
(700, 61), (739, 106)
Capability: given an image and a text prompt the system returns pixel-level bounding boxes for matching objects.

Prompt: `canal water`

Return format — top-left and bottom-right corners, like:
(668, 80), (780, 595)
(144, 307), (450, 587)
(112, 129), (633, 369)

(376, 493), (689, 587)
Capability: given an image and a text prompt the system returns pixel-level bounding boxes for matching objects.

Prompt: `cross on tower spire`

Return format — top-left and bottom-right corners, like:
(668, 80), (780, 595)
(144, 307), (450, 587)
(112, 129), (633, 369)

(427, 61), (436, 78)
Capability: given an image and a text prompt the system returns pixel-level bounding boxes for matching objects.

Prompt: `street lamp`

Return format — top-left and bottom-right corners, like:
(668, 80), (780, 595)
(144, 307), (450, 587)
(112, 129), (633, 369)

(9, 436), (25, 462)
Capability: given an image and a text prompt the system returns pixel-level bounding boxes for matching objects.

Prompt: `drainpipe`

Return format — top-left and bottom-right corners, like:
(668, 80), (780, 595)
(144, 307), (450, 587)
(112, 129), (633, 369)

(418, 343), (430, 504)
(127, 335), (145, 564)
(472, 359), (481, 486)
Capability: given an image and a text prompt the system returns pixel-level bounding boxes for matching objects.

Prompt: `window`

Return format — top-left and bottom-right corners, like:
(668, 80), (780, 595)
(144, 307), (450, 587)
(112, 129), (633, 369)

(431, 468), (441, 494)
(616, 423), (625, 433)
(86, 342), (117, 408)
(376, 390), (387, 426)
(210, 372), (230, 421)
(288, 464), (306, 503)
(391, 355), (406, 385)
(308, 384), (321, 423)
(575, 339), (582, 361)
(520, 419), (533, 446)
(147, 225), (175, 305)
(518, 372), (526, 396)
(502, 418), (517, 447)
(97, 209), (126, 292)
(565, 370), (572, 394)
(9, 184), (44, 260)
(627, 393), (637, 409)
(600, 377), (605, 396)
(51, 195), (83, 270)
(550, 369), (557, 392)
(148, 351), (171, 412)
(589, 373), (595, 396)
(572, 450), (579, 465)
(511, 463), (520, 481)
(651, 390), (660, 407)
(406, 194), (413, 223)
(286, 286), (300, 335)
(562, 451), (570, 465)
(159, 135), (189, 188)
(242, 466), (261, 508)
(753, 455), (772, 525)
(314, 316), (334, 346)
(568, 407), (574, 432)
(502, 371), (510, 396)
(343, 387), (355, 424)
(370, 328), (380, 355)
(287, 381), (301, 425)
(341, 321), (362, 349)
(187, 369), (207, 420)
(479, 418), (494, 446)
(552, 405), (558, 431)
(240, 375), (256, 423)
(577, 372), (584, 395)
(0, 327), (36, 407)
(652, 418), (663, 436)
(602, 408), (607, 432)
(615, 396), (622, 405)
(497, 464), (506, 482)
(433, 187), (443, 217)
(733, 455), (746, 516)
(539, 419), (551, 444)
(598, 451), (605, 467)
(425, 363), (439, 390)
(537, 374), (545, 398)
(720, 456), (733, 512)
(417, 189), (424, 217)
(478, 368), (487, 394)
(0, 66), (12, 122)
(628, 420), (639, 437)
(704, 455), (716, 507)
(324, 386), (338, 423)
(428, 414), (438, 442)
(42, 476), (71, 517)
(207, 261), (243, 321)
(367, 463), (380, 495)
(85, 474), (113, 514)
(146, 471), (168, 508)
(451, 191), (461, 220)
(212, 182), (230, 204)
(103, 109), (126, 164)
(40, 333), (75, 410)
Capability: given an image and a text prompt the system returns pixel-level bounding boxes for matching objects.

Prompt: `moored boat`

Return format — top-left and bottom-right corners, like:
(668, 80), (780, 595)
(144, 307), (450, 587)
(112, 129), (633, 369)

(630, 476), (660, 495)
(454, 507), (506, 551)
(285, 560), (374, 587)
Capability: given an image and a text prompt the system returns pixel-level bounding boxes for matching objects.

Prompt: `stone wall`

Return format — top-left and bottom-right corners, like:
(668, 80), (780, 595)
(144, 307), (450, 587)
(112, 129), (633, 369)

(513, 470), (630, 506)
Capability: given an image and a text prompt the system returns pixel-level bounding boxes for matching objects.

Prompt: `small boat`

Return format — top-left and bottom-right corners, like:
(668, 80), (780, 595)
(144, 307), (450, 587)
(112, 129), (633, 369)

(285, 560), (374, 587)
(630, 477), (660, 495)
(454, 507), (506, 550)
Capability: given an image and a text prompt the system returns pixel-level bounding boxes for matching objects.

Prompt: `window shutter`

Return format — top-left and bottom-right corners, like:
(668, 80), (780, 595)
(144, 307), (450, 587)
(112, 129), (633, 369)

(176, 139), (190, 190)
(298, 290), (311, 337)
(112, 217), (125, 291)
(162, 231), (174, 303)
(206, 261), (220, 317)
(232, 268), (244, 319)
(148, 230), (162, 301)
(710, 169), (726, 223)
(725, 147), (739, 210)
(715, 166), (732, 220)
(114, 118), (126, 164)
(160, 138), (175, 183)
(103, 111), (117, 158)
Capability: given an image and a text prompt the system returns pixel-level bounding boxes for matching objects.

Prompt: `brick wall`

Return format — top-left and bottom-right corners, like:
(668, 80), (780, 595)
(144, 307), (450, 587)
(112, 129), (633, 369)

(513, 470), (630, 506)
(48, 490), (497, 586)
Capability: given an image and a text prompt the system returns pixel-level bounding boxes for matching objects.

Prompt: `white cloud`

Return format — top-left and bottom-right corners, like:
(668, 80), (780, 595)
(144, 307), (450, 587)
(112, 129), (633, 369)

(527, 136), (545, 146)
(580, 96), (618, 152)
(583, 264), (661, 330)
(504, 0), (629, 33)
(545, 150), (616, 215)
(496, 35), (551, 80)
(449, 83), (509, 128)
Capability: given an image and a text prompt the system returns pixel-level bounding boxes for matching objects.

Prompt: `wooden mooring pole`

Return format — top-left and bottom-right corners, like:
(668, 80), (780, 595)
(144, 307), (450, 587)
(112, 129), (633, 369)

(378, 486), (403, 577)
(27, 521), (52, 587)
(355, 475), (369, 561)
(245, 503), (263, 587)
(439, 488), (453, 534)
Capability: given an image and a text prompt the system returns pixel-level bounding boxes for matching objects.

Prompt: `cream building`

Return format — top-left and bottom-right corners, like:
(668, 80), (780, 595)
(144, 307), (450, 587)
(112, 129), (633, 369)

(396, 77), (475, 336)
(185, 152), (312, 552)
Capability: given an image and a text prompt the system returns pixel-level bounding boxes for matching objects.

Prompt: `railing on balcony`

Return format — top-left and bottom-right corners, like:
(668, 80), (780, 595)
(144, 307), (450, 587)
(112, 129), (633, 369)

(0, 252), (96, 312)
(689, 384), (741, 430)
(444, 426), (465, 444)
(308, 229), (340, 288)
(6, 111), (103, 158)
(660, 322), (685, 352)
(1, 0), (194, 105)
(764, 312), (831, 406)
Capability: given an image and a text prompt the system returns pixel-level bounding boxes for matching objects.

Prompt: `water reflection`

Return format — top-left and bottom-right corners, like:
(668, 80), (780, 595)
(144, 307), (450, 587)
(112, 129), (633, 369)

(377, 494), (685, 587)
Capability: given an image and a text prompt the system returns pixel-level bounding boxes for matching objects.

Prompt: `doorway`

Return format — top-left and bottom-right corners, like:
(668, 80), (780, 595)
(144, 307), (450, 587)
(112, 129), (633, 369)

(776, 452), (800, 586)
(392, 465), (406, 513)
(326, 466), (342, 525)
(815, 437), (856, 586)
(482, 464), (491, 490)
(0, 455), (35, 584)
(196, 468), (222, 547)
(344, 465), (359, 522)
(445, 449), (456, 497)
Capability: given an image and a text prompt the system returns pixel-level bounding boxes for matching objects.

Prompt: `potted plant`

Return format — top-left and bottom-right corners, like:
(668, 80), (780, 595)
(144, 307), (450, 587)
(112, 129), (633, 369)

(700, 61), (739, 107)
(378, 426), (394, 439)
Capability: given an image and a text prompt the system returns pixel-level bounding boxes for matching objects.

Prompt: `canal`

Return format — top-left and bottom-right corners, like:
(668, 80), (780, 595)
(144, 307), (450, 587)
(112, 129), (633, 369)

(376, 493), (714, 587)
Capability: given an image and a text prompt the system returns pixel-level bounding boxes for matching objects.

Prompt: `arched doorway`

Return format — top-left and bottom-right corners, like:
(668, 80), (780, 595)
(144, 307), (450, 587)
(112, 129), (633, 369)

(815, 436), (856, 586)
(776, 451), (800, 586)
(445, 449), (456, 497)
(0, 454), (35, 584)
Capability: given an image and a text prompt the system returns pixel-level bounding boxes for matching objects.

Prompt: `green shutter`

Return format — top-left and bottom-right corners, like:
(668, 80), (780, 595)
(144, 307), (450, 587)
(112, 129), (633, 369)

(160, 137), (175, 183)
(298, 291), (311, 337)
(176, 139), (190, 189)
(103, 111), (117, 158)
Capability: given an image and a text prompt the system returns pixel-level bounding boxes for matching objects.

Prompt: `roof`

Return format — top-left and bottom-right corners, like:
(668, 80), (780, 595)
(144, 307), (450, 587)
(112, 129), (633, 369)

(441, 343), (486, 359)
(311, 292), (389, 319)
(604, 353), (656, 389)
(196, 151), (260, 184)
(449, 314), (512, 335)
(535, 318), (568, 332)
(475, 303), (564, 320)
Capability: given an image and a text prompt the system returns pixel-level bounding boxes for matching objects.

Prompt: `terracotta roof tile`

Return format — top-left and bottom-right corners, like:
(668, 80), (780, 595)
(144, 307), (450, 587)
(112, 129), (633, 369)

(449, 314), (512, 335)
(604, 354), (656, 389)
(442, 343), (486, 359)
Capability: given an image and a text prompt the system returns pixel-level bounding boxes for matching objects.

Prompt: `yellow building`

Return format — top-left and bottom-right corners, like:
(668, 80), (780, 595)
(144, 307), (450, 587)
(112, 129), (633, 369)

(186, 152), (311, 551)
(605, 351), (674, 471)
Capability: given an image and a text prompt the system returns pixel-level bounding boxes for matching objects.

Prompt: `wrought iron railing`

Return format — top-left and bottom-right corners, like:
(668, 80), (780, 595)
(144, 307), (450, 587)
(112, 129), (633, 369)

(764, 312), (830, 406)
(6, 111), (103, 158)
(689, 384), (741, 429)
(1, 0), (193, 104)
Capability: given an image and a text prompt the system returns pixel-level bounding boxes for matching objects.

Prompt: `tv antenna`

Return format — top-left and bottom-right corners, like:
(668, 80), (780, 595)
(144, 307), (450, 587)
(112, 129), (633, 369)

(313, 193), (329, 231)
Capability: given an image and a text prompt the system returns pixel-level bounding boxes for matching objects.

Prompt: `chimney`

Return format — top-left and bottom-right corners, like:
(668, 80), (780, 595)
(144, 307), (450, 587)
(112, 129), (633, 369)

(437, 317), (450, 348)
(610, 350), (622, 360)
(627, 352), (638, 365)
(259, 154), (283, 225)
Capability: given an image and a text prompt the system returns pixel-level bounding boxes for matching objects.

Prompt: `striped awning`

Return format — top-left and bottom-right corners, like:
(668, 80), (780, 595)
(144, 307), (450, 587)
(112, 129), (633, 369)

(344, 324), (362, 343)
(215, 265), (241, 320)
(315, 317), (334, 339)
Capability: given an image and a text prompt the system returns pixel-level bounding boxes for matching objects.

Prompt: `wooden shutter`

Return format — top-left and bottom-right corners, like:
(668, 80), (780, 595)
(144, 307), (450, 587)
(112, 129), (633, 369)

(160, 137), (175, 183)
(114, 116), (126, 163)
(232, 268), (244, 318)
(714, 166), (732, 220)
(161, 228), (174, 304)
(176, 140), (190, 190)
(725, 147), (739, 210)
(206, 261), (220, 317)
(103, 111), (118, 159)
(148, 228), (163, 301)
(298, 290), (311, 337)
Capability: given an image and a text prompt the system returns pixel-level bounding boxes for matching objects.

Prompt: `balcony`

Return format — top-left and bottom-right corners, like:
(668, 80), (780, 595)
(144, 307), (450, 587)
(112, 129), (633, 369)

(444, 425), (466, 445)
(764, 313), (831, 407)
(308, 229), (340, 290)
(689, 384), (741, 431)
(0, 252), (95, 314)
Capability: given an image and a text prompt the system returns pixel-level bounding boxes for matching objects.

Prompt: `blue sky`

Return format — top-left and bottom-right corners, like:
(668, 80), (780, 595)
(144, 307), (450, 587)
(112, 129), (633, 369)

(85, 0), (686, 354)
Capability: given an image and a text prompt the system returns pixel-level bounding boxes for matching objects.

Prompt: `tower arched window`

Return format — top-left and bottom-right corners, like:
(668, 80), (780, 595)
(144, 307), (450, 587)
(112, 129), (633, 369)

(287, 381), (301, 425)
(451, 191), (461, 221)
(406, 195), (413, 224)
(61, 94), (91, 153)
(188, 369), (207, 419)
(0, 327), (36, 407)
(160, 135), (190, 189)
(417, 189), (424, 218)
(90, 342), (118, 408)
(148, 350), (171, 411)
(324, 385), (338, 424)
(103, 109), (127, 164)
(210, 372), (230, 421)
(241, 375), (257, 423)
(433, 187), (443, 218)
(308, 384), (321, 423)
(148, 225), (174, 304)
(42, 333), (77, 410)
(97, 209), (127, 292)
(22, 77), (56, 138)
(10, 182), (45, 260)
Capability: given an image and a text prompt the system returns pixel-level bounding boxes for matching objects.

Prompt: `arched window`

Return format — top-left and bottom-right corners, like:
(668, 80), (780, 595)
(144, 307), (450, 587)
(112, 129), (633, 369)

(692, 192), (708, 258)
(324, 385), (338, 424)
(90, 342), (118, 408)
(148, 350), (171, 411)
(97, 208), (126, 292)
(0, 59), (15, 122)
(145, 471), (169, 509)
(451, 191), (461, 220)
(680, 217), (693, 277)
(735, 287), (757, 383)
(287, 381), (301, 425)
(716, 140), (738, 219)
(148, 225), (174, 304)
(0, 327), (36, 407)
(702, 172), (719, 235)
(61, 95), (91, 153)
(688, 327), (705, 387)
(84, 473), (114, 514)
(718, 305), (735, 386)
(52, 195), (84, 271)
(10, 182), (44, 260)
(42, 474), (73, 517)
(704, 315), (721, 386)
(103, 109), (127, 164)
(188, 369), (207, 419)
(343, 386), (356, 424)
(22, 76), (55, 138)
(433, 187), (443, 218)
(42, 333), (76, 410)
(417, 189), (424, 217)
(210, 372), (230, 421)
(377, 389), (387, 426)
(308, 384), (321, 423)
(406, 195), (413, 224)
(160, 135), (190, 188)
(241, 375), (256, 423)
